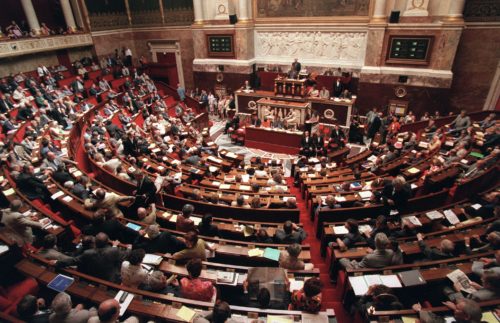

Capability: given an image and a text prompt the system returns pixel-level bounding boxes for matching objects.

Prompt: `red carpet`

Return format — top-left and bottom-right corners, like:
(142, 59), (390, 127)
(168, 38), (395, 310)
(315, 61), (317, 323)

(286, 178), (359, 323)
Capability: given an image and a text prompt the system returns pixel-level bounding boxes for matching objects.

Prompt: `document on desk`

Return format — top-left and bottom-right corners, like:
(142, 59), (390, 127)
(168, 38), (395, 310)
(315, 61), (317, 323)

(301, 313), (329, 323)
(50, 191), (65, 200)
(219, 184), (231, 190)
(404, 216), (422, 227)
(176, 306), (196, 322)
(358, 191), (373, 200)
(263, 248), (281, 261)
(444, 209), (460, 225)
(333, 226), (348, 235)
(348, 276), (369, 296)
(288, 278), (304, 292)
(407, 167), (420, 174)
(248, 248), (264, 257)
(267, 315), (293, 323)
(380, 275), (403, 288)
(3, 188), (15, 196)
(426, 210), (444, 220)
(114, 291), (134, 317)
(142, 254), (163, 265)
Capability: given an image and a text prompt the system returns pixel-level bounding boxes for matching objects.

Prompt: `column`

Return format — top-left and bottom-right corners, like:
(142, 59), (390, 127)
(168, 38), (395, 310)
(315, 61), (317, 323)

(371, 0), (387, 21)
(193, 0), (204, 24)
(70, 0), (85, 30)
(20, 0), (40, 34)
(124, 0), (132, 26)
(446, 0), (466, 20)
(158, 0), (165, 24)
(60, 0), (77, 31)
(238, 0), (250, 21)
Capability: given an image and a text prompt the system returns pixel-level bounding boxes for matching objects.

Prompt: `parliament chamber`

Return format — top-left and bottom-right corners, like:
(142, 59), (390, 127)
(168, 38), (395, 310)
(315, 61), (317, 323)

(0, 0), (499, 323)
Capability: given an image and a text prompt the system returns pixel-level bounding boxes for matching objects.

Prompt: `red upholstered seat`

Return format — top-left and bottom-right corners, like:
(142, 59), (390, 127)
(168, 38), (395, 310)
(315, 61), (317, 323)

(0, 278), (39, 314)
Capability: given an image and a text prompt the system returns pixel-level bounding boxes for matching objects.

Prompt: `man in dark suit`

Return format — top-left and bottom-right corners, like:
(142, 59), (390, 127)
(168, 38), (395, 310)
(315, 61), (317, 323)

(329, 124), (346, 149)
(16, 164), (52, 202)
(56, 232), (128, 283)
(292, 58), (301, 75)
(133, 224), (186, 254)
(311, 132), (325, 156)
(381, 176), (412, 215)
(133, 171), (157, 206)
(0, 93), (13, 113)
(71, 76), (85, 96)
(333, 78), (343, 97)
(250, 113), (261, 127)
(300, 131), (313, 157)
(122, 132), (139, 157)
(274, 221), (307, 244)
(367, 112), (382, 142)
(417, 233), (455, 260)
(82, 210), (139, 244)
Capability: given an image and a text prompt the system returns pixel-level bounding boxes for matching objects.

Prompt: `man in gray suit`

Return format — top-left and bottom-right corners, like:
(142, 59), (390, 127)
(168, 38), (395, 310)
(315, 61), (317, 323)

(49, 292), (97, 323)
(37, 234), (72, 262)
(339, 233), (394, 269)
(1, 199), (42, 247)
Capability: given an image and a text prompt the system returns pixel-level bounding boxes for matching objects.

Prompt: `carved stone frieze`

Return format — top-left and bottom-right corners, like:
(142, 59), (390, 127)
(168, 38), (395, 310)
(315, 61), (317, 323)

(0, 34), (93, 58)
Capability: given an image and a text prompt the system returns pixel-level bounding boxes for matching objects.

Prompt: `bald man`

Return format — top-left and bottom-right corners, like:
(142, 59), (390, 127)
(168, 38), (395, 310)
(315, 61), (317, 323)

(417, 233), (455, 261)
(87, 299), (138, 323)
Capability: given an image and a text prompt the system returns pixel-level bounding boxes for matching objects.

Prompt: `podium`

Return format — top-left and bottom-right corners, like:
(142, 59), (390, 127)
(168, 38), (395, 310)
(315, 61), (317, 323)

(257, 98), (310, 127)
(274, 78), (307, 98)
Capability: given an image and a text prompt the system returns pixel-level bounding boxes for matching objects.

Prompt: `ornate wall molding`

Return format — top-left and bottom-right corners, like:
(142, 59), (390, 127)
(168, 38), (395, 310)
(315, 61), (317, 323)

(254, 30), (367, 68)
(0, 34), (93, 59)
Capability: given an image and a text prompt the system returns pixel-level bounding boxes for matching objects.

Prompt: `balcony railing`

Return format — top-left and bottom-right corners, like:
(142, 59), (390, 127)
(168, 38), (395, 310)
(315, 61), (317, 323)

(0, 33), (93, 58)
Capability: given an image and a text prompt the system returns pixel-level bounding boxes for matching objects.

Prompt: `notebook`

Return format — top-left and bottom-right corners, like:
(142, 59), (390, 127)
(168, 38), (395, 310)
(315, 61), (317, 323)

(126, 223), (142, 231)
(47, 274), (74, 292)
(398, 270), (426, 287)
(263, 248), (281, 261)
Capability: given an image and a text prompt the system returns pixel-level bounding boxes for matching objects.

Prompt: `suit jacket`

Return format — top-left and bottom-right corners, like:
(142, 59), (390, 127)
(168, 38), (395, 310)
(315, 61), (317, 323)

(418, 240), (454, 260)
(49, 307), (97, 323)
(1, 208), (43, 246)
(330, 129), (345, 145)
(38, 248), (73, 262)
(274, 228), (307, 244)
(357, 249), (394, 268)
(367, 116), (382, 138)
(16, 173), (51, 200)
(134, 231), (186, 254)
(82, 219), (139, 244)
(0, 98), (13, 113)
(333, 81), (343, 97)
(301, 136), (313, 149)
(58, 246), (128, 282)
(312, 136), (324, 150)
(136, 176), (157, 205)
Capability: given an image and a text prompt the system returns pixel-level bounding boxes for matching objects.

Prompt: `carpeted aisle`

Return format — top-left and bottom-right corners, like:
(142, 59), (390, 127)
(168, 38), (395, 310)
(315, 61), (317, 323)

(286, 178), (359, 323)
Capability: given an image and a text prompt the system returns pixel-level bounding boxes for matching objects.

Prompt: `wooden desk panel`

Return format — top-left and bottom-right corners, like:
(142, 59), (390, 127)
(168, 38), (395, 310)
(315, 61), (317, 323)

(245, 126), (302, 154)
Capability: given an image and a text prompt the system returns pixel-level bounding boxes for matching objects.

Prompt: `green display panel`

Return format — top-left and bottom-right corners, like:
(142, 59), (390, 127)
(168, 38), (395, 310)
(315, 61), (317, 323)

(387, 37), (433, 65)
(207, 35), (234, 58)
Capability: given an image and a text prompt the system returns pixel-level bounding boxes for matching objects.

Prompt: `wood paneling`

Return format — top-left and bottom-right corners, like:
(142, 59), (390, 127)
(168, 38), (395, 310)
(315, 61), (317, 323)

(193, 72), (250, 94)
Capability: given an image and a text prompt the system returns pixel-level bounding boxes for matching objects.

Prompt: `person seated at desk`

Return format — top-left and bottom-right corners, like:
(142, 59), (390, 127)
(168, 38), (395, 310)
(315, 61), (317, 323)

(250, 113), (261, 127)
(417, 233), (456, 261)
(289, 277), (322, 313)
(37, 234), (73, 262)
(300, 131), (314, 157)
(271, 115), (284, 129)
(444, 270), (500, 302)
(311, 132), (325, 156)
(448, 110), (471, 135)
(17, 294), (52, 323)
(307, 84), (319, 97)
(480, 113), (496, 130)
(133, 224), (186, 254)
(335, 219), (365, 252)
(472, 250), (500, 276)
(241, 281), (289, 310)
(274, 221), (307, 244)
(171, 230), (215, 261)
(319, 86), (330, 99)
(193, 301), (235, 323)
(49, 291), (97, 323)
(339, 89), (352, 99)
(179, 259), (216, 302)
(197, 214), (219, 237)
(412, 298), (482, 323)
(88, 298), (139, 323)
(339, 233), (394, 269)
(329, 124), (346, 150)
(261, 117), (271, 128)
(357, 285), (403, 315)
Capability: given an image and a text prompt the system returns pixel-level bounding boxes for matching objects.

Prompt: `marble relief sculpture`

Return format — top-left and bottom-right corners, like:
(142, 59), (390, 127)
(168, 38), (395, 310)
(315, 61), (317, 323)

(255, 31), (366, 64)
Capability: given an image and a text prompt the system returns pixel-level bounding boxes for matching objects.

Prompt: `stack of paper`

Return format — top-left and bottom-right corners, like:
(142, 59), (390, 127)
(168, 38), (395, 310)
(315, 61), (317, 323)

(248, 248), (264, 257)
(333, 226), (349, 235)
(143, 254), (163, 265)
(444, 209), (460, 225)
(425, 210), (444, 220)
(358, 191), (373, 200)
(176, 306), (196, 322)
(404, 216), (422, 226)
(407, 167), (420, 174)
